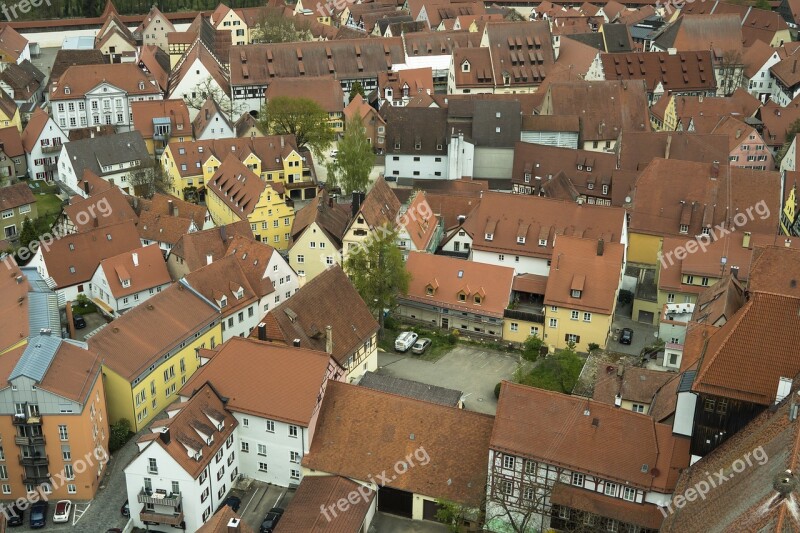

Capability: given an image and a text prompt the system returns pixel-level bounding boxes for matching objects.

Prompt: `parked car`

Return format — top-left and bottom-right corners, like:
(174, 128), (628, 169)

(120, 500), (129, 517)
(394, 331), (419, 352)
(619, 328), (634, 345)
(411, 338), (432, 355)
(221, 495), (242, 512)
(53, 500), (71, 523)
(329, 149), (338, 160)
(73, 314), (86, 329)
(260, 507), (285, 533)
(6, 503), (23, 526)
(29, 501), (48, 529)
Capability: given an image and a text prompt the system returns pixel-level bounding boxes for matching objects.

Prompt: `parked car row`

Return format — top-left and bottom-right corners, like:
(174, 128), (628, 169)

(394, 331), (432, 355)
(9, 499), (72, 528)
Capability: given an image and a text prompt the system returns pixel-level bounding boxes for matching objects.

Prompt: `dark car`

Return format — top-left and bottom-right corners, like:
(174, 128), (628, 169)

(260, 507), (284, 533)
(73, 314), (86, 329)
(29, 501), (48, 529)
(121, 500), (129, 517)
(221, 495), (242, 512)
(619, 328), (634, 345)
(6, 503), (23, 526)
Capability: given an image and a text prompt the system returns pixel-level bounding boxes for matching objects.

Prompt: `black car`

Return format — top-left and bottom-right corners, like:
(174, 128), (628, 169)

(29, 501), (48, 529)
(73, 314), (86, 329)
(6, 503), (23, 526)
(260, 508), (284, 533)
(619, 328), (634, 345)
(120, 500), (129, 517)
(221, 495), (242, 512)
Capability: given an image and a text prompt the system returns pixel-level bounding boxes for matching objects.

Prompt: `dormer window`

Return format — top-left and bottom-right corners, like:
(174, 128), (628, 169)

(602, 184), (609, 195)
(539, 238), (547, 246)
(64, 87), (70, 95)
(122, 279), (131, 288)
(517, 236), (525, 244)
(474, 295), (482, 305)
(577, 165), (583, 170)
(415, 141), (421, 150)
(679, 224), (689, 234)
(426, 287), (434, 296)
(458, 292), (466, 302)
(586, 166), (592, 171)
(485, 233), (493, 241)
(587, 183), (594, 190)
(394, 140), (400, 150)
(219, 296), (227, 308)
(571, 289), (582, 298)
(235, 288), (244, 299)
(138, 81), (145, 90)
(524, 172), (531, 183)
(461, 60), (470, 73)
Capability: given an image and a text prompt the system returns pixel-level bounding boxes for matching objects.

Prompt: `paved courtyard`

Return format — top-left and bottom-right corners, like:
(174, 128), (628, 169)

(376, 345), (524, 415)
(607, 314), (658, 357)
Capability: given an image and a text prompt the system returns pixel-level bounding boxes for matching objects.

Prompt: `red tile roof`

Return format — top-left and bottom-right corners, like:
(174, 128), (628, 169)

(0, 182), (34, 211)
(50, 63), (160, 100)
(601, 50), (716, 94)
(303, 380), (494, 506)
(273, 476), (373, 533)
(131, 99), (191, 140)
(550, 482), (665, 530)
(98, 244), (170, 299)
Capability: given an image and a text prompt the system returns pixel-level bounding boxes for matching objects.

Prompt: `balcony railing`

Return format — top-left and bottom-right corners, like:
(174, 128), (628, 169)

(19, 454), (48, 467)
(21, 473), (50, 485)
(12, 414), (42, 426)
(40, 144), (62, 153)
(140, 509), (184, 527)
(15, 435), (45, 446)
(138, 488), (182, 508)
(504, 307), (545, 324)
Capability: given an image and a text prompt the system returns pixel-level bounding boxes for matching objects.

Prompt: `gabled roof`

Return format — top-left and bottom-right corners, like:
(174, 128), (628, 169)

(89, 281), (219, 381)
(264, 76), (344, 114)
(205, 155), (266, 220)
(303, 380), (493, 506)
(0, 126), (23, 158)
(382, 106), (448, 156)
(653, 14), (743, 58)
(49, 50), (107, 92)
(358, 371), (462, 406)
(131, 99), (191, 140)
(616, 130), (730, 171)
(0, 60), (44, 101)
(692, 273), (745, 327)
(62, 131), (152, 178)
(0, 25), (28, 62)
(403, 251), (514, 318)
(134, 192), (207, 229)
(180, 336), (332, 425)
(183, 254), (260, 313)
(273, 476), (374, 533)
(398, 191), (439, 250)
(252, 266), (378, 366)
(137, 210), (194, 247)
(592, 365), (676, 406)
(493, 381), (690, 492)
(197, 506), (254, 533)
(136, 5), (175, 35)
(64, 187), (138, 232)
(169, 40), (230, 97)
(222, 234), (278, 298)
(40, 220), (142, 288)
(544, 235), (625, 314)
(291, 189), (351, 248)
(138, 383), (237, 479)
(166, 135), (300, 177)
(137, 45), (171, 93)
(21, 107), (59, 153)
(169, 221), (253, 273)
(600, 50), (716, 93)
(0, 182), (34, 211)
(98, 244), (170, 299)
(351, 176), (401, 228)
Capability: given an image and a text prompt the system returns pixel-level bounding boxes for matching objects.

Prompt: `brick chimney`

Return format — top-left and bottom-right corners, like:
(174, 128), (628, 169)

(227, 517), (241, 532)
(168, 199), (174, 216)
(597, 238), (604, 256)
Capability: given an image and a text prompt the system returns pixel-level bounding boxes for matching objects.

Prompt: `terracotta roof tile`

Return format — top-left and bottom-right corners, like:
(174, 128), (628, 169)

(50, 63), (160, 101)
(134, 193), (207, 228)
(273, 475), (373, 533)
(265, 76), (344, 114)
(303, 381), (493, 506)
(64, 187), (137, 232)
(251, 266), (378, 366)
(0, 260), (29, 351)
(402, 251), (515, 318)
(197, 506), (254, 533)
(98, 244), (170, 299)
(592, 365), (675, 406)
(37, 339), (102, 404)
(170, 221), (253, 273)
(206, 155), (266, 220)
(550, 482), (665, 530)
(291, 189), (351, 247)
(616, 131), (729, 171)
(181, 336), (332, 425)
(353, 176), (401, 228)
(0, 182), (34, 211)
(748, 245), (800, 297)
(137, 210), (193, 247)
(131, 99), (191, 139)
(0, 25), (28, 61)
(692, 274), (746, 327)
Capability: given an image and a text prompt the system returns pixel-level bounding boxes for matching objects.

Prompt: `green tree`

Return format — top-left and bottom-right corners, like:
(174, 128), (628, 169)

(183, 77), (245, 121)
(522, 334), (544, 361)
(435, 499), (469, 532)
(325, 112), (374, 194)
(259, 96), (335, 159)
(515, 348), (585, 394)
(250, 7), (312, 43)
(109, 418), (132, 452)
(348, 81), (366, 103)
(344, 223), (410, 337)
(18, 216), (37, 249)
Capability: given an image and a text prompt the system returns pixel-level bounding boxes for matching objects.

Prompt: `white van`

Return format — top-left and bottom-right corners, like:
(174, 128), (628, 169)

(394, 331), (419, 352)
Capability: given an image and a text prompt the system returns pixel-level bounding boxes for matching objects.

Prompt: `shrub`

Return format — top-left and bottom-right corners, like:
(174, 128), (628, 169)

(76, 293), (91, 308)
(109, 418), (132, 452)
(494, 382), (502, 399)
(588, 342), (600, 353)
(618, 290), (633, 305)
(522, 334), (543, 361)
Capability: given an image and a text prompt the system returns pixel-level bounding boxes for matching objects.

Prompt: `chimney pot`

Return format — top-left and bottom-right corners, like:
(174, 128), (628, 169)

(257, 322), (266, 341)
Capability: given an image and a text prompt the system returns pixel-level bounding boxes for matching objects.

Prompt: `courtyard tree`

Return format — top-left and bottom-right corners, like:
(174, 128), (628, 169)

(325, 112), (374, 194)
(259, 96), (335, 159)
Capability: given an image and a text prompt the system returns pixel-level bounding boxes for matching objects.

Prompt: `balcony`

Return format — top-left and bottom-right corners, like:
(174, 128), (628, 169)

(15, 435), (45, 446)
(504, 306), (545, 324)
(21, 473), (50, 485)
(12, 413), (42, 426)
(140, 509), (184, 528)
(40, 144), (62, 154)
(138, 488), (182, 508)
(43, 162), (58, 171)
(19, 454), (48, 467)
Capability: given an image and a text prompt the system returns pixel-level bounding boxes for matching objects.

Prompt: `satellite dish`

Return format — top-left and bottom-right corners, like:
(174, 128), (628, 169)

(625, 196), (632, 203)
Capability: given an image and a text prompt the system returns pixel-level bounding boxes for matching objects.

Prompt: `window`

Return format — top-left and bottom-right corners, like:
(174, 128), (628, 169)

(503, 455), (515, 469)
(62, 447), (71, 461)
(499, 479), (513, 496)
(701, 277), (710, 286)
(458, 293), (466, 302)
(290, 451), (301, 463)
(148, 458), (158, 474)
(289, 425), (298, 438)
(2, 484), (11, 494)
(241, 441), (249, 453)
(291, 469), (300, 480)
(679, 224), (689, 234)
(583, 312), (591, 322)
(604, 481), (617, 496)
(717, 398), (728, 414)
(606, 519), (619, 532)
(566, 333), (580, 344)
(498, 254), (505, 261)
(59, 425), (68, 440)
(571, 289), (582, 298)
(549, 318), (557, 328)
(571, 472), (585, 486)
(558, 507), (570, 520)
(523, 486), (534, 501)
(258, 444), (267, 456)
(632, 403), (645, 413)
(64, 464), (74, 480)
(623, 486), (636, 502)
(242, 418), (249, 428)
(217, 466), (225, 480)
(570, 310), (579, 320)
(667, 293), (675, 303)
(296, 254), (304, 264)
(524, 460), (536, 474)
(510, 322), (518, 332)
(258, 462), (268, 472)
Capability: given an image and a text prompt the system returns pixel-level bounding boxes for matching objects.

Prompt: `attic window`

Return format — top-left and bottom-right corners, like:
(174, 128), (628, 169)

(577, 165), (583, 170)
(64, 87), (70, 94)
(586, 166), (592, 171)
(415, 141), (422, 150)
(587, 183), (594, 190)
(538, 238), (547, 246)
(524, 172), (531, 183)
(458, 292), (466, 302)
(138, 81), (145, 90)
(517, 236), (525, 244)
(235, 288), (244, 299)
(474, 295), (482, 305)
(426, 286), (435, 296)
(571, 289), (582, 298)
(198, 146), (204, 153)
(122, 279), (131, 288)
(69, 266), (76, 273)
(394, 140), (400, 150)
(436, 143), (443, 150)
(461, 61), (470, 72)
(106, 233), (112, 240)
(679, 224), (689, 234)
(219, 295), (227, 308)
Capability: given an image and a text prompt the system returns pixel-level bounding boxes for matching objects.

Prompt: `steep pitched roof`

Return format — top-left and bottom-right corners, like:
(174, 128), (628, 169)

(273, 476), (374, 533)
(205, 155), (266, 220)
(134, 193), (207, 229)
(180, 336), (331, 425)
(303, 381), (493, 506)
(21, 107), (56, 153)
(352, 176), (401, 228)
(131, 99), (190, 140)
(137, 44), (170, 93)
(616, 130), (730, 171)
(64, 187), (138, 232)
(291, 189), (351, 248)
(0, 25), (28, 62)
(253, 266), (378, 366)
(0, 182), (34, 211)
(600, 50), (716, 94)
(192, 96), (233, 138)
(97, 244), (170, 299)
(49, 50), (107, 92)
(169, 41), (230, 97)
(169, 221), (253, 272)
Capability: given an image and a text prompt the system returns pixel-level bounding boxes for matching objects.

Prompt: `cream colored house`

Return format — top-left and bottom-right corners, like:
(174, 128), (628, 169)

(289, 189), (351, 284)
(341, 177), (400, 264)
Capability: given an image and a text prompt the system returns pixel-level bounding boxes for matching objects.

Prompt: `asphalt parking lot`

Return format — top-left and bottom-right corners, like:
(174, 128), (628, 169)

(234, 479), (294, 533)
(75, 311), (107, 341)
(607, 314), (658, 356)
(376, 345), (524, 415)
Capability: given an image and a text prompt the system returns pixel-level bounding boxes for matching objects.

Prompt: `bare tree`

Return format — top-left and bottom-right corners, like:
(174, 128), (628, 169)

(716, 50), (744, 96)
(183, 76), (246, 120)
(250, 7), (313, 43)
(128, 165), (167, 199)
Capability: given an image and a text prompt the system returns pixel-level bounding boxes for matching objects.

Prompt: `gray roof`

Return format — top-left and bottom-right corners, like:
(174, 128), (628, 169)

(358, 371), (463, 406)
(602, 24), (632, 53)
(566, 33), (605, 51)
(471, 100), (521, 148)
(678, 370), (696, 392)
(10, 333), (61, 382)
(23, 267), (61, 335)
(63, 131), (153, 177)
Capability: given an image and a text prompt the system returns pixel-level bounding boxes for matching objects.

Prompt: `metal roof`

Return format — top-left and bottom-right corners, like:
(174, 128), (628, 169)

(678, 370), (696, 393)
(28, 291), (60, 335)
(10, 334), (61, 383)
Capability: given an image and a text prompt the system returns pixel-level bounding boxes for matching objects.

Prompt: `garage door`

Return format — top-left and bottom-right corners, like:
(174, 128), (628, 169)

(378, 486), (413, 518)
(637, 310), (655, 324)
(422, 499), (442, 521)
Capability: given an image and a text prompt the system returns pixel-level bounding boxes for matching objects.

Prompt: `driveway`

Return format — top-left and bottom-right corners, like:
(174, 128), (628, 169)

(377, 345), (522, 415)
(75, 312), (107, 341)
(370, 512), (447, 532)
(607, 315), (658, 356)
(236, 479), (293, 533)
